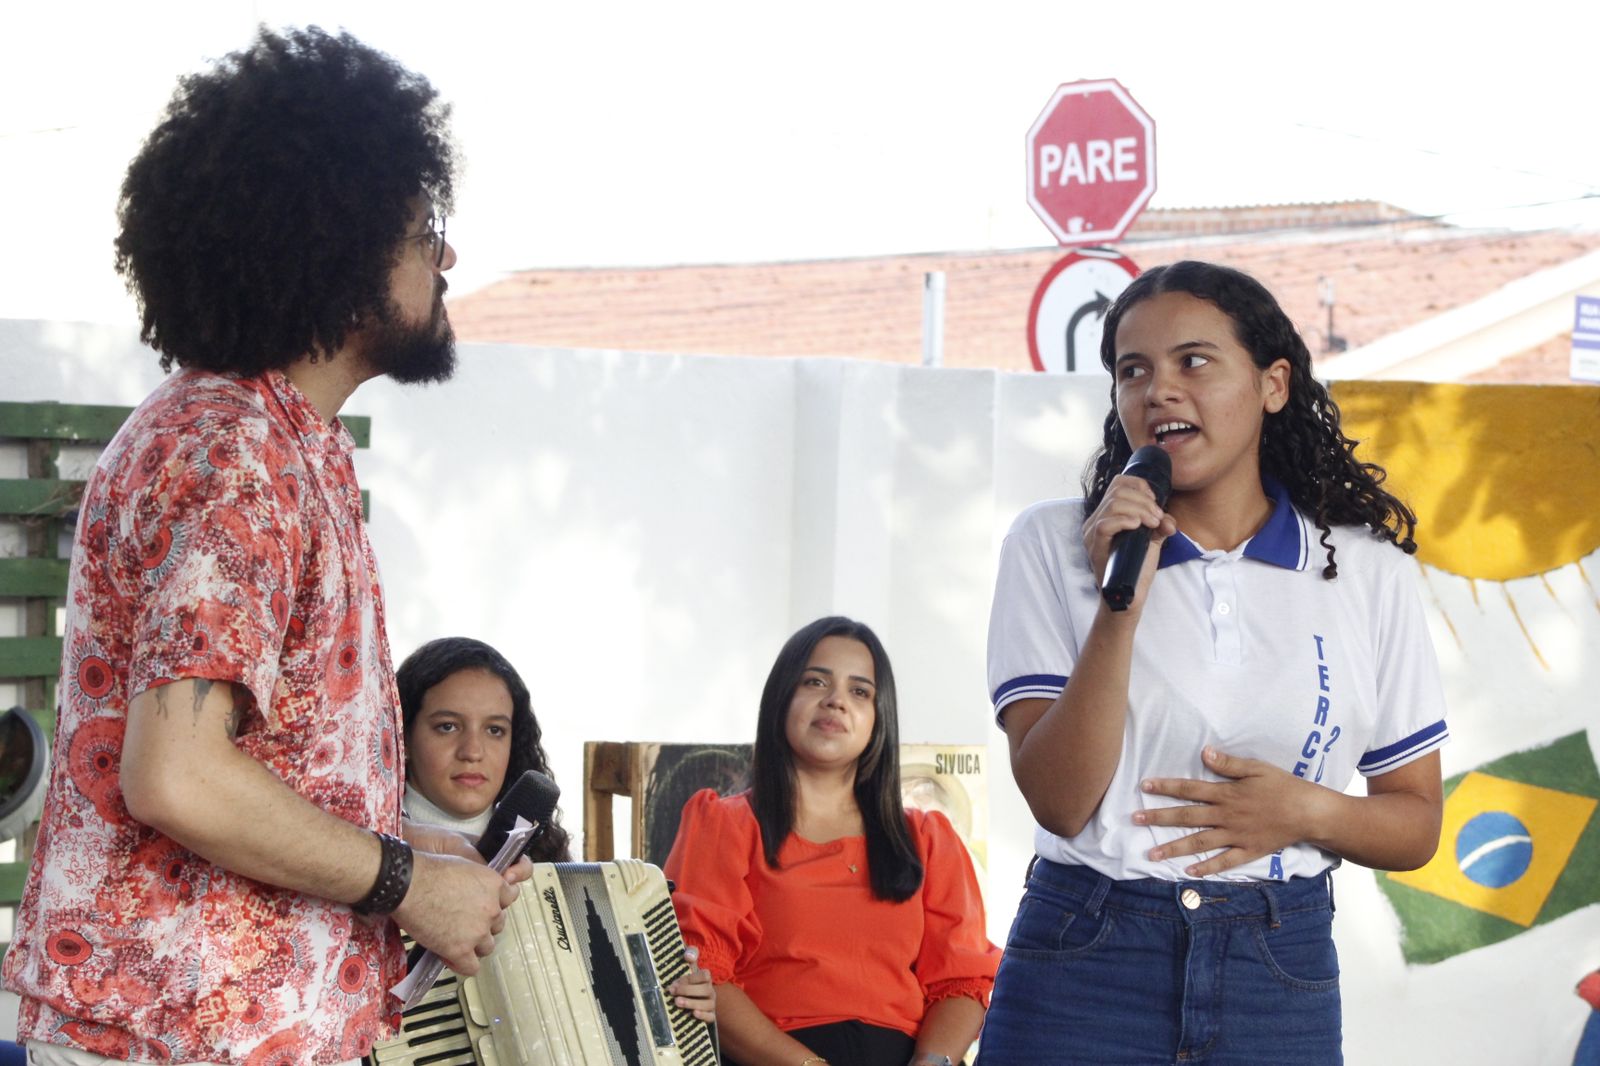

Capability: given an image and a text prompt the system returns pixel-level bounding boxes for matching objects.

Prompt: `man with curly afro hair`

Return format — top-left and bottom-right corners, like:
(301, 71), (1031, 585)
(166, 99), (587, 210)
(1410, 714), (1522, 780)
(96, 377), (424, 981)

(2, 28), (532, 1066)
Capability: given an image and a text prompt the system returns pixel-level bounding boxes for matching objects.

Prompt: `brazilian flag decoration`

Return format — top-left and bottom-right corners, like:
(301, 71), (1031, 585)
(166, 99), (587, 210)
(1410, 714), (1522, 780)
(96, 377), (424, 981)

(1377, 731), (1600, 965)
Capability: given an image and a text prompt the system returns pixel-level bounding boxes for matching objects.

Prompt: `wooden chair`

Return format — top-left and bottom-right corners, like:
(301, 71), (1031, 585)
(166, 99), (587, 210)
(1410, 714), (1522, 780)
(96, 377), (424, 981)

(583, 741), (753, 865)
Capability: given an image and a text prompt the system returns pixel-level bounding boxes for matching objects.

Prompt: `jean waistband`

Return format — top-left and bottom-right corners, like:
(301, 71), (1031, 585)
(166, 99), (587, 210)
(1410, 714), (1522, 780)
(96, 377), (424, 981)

(1026, 856), (1334, 924)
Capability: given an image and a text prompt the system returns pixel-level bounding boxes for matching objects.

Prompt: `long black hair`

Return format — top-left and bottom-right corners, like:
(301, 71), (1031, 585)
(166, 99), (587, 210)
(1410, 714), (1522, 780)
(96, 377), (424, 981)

(748, 617), (922, 902)
(1084, 260), (1417, 578)
(397, 637), (571, 863)
(115, 26), (456, 373)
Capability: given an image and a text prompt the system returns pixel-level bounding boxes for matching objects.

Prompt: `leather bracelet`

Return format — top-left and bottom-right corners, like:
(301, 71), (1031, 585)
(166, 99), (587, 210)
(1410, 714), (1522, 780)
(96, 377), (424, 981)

(352, 831), (413, 916)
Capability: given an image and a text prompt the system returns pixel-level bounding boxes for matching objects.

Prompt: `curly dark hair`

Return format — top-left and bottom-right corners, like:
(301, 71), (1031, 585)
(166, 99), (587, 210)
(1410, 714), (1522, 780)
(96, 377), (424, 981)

(397, 637), (571, 863)
(114, 26), (456, 374)
(1083, 260), (1416, 579)
(749, 616), (923, 903)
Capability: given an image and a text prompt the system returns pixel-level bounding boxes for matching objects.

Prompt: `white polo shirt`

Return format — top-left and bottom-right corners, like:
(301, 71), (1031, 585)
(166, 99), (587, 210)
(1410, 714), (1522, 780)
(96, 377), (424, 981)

(987, 482), (1449, 882)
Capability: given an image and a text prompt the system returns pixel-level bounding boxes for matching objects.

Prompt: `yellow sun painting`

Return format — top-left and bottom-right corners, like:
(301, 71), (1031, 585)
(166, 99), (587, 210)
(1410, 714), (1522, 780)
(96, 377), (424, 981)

(1331, 382), (1600, 582)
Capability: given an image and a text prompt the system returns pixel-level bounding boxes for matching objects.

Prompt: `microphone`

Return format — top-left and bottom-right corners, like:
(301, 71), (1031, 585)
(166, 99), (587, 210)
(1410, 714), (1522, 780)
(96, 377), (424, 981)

(1100, 445), (1172, 612)
(474, 769), (561, 863)
(404, 770), (561, 971)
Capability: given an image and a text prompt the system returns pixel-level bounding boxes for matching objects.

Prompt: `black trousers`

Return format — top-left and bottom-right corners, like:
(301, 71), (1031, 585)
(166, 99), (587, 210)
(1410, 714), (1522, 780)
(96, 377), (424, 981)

(726, 1020), (915, 1066)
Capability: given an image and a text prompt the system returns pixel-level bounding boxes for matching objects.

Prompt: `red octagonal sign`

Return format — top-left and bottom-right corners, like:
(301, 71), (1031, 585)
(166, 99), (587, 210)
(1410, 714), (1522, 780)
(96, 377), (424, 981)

(1026, 79), (1156, 246)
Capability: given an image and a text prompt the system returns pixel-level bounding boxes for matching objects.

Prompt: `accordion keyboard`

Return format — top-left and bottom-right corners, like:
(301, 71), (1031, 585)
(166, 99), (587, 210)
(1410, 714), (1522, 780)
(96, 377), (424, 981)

(371, 967), (476, 1066)
(639, 891), (719, 1066)
(367, 861), (719, 1066)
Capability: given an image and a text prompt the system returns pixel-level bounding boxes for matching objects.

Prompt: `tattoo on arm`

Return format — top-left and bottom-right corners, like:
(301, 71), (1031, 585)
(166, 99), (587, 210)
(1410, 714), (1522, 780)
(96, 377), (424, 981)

(192, 679), (214, 725)
(189, 679), (243, 738)
(225, 695), (243, 739)
(144, 680), (242, 736)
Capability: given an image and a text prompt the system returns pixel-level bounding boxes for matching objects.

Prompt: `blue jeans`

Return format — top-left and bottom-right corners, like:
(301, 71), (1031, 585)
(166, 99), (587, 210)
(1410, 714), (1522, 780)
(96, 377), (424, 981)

(976, 859), (1341, 1065)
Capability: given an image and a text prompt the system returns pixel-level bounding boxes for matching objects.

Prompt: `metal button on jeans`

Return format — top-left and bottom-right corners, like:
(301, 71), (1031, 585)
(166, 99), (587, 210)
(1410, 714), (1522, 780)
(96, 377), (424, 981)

(1180, 888), (1202, 910)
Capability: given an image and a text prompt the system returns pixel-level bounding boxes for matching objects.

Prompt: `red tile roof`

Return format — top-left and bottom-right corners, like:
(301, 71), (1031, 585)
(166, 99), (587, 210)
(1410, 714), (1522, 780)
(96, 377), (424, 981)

(448, 217), (1600, 383)
(1464, 333), (1588, 384)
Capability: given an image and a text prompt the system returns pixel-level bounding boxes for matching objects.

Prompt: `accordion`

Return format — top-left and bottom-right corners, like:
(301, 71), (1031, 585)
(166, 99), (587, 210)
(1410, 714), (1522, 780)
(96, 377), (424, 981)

(368, 860), (720, 1066)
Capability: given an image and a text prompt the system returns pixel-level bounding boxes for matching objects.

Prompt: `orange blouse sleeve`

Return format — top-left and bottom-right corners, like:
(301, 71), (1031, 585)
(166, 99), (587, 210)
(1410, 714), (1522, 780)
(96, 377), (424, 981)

(662, 789), (762, 985)
(912, 808), (1002, 1009)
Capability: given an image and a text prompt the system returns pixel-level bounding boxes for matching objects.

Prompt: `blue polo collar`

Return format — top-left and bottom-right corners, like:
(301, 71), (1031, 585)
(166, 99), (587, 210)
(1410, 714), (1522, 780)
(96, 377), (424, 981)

(1157, 479), (1311, 571)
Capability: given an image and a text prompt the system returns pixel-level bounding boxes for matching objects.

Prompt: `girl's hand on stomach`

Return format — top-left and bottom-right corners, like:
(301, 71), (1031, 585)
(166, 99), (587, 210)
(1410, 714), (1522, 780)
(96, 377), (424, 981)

(1132, 746), (1336, 877)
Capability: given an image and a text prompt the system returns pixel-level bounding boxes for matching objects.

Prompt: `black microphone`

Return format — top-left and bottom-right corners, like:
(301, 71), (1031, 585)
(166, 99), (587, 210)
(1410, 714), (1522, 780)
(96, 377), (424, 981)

(1100, 445), (1172, 612)
(404, 770), (560, 971)
(474, 769), (561, 863)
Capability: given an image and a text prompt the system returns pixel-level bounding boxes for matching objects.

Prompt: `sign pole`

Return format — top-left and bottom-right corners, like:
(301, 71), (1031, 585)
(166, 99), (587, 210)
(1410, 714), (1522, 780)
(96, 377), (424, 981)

(922, 271), (946, 368)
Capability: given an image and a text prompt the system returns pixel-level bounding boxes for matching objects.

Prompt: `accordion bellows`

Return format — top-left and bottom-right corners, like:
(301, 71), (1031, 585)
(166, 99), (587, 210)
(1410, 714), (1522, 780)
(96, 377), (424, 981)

(369, 861), (720, 1066)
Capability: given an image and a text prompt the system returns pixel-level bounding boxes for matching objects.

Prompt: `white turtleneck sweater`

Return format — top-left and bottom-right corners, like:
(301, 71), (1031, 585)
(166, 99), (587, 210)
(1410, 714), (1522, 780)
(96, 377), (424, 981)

(403, 783), (493, 842)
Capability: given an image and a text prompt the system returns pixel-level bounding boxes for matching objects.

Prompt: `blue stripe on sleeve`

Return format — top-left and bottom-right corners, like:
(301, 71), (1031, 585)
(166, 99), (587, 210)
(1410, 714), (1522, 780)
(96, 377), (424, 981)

(992, 673), (1068, 707)
(1359, 719), (1449, 774)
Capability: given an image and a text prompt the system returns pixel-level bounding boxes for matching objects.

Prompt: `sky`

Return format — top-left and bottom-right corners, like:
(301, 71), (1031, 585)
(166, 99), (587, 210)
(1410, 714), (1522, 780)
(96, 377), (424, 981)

(4, 0), (1598, 324)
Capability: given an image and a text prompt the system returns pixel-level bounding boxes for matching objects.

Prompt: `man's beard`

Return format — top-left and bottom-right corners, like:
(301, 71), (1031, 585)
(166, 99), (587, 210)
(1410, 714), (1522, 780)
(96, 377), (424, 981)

(363, 284), (457, 385)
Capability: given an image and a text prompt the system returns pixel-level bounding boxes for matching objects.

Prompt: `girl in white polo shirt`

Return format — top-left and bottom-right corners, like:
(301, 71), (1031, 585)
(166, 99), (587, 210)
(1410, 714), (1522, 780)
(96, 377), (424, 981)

(979, 260), (1447, 1066)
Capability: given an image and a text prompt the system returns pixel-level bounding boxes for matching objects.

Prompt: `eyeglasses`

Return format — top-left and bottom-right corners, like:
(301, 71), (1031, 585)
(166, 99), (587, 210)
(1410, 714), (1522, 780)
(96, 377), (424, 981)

(405, 215), (448, 268)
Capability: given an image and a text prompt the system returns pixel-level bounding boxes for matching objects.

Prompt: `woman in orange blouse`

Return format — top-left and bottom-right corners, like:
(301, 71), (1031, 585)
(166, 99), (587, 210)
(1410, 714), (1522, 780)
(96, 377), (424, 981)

(665, 616), (1000, 1066)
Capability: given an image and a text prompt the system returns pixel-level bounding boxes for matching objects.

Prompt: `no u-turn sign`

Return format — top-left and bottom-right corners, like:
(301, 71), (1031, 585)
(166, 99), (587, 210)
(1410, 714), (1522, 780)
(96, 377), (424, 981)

(1027, 249), (1141, 374)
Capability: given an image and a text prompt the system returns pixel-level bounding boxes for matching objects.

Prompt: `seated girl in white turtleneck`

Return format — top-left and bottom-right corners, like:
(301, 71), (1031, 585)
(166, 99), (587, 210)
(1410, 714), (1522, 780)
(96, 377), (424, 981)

(396, 636), (715, 1021)
(397, 636), (575, 855)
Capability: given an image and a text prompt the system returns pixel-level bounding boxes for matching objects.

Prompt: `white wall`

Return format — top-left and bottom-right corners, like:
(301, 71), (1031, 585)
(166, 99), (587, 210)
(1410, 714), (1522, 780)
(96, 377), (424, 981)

(2, 319), (1596, 1064)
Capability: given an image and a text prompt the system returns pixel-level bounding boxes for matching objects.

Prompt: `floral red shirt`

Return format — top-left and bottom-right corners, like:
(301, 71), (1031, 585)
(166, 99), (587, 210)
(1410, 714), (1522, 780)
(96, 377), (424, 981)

(2, 370), (406, 1064)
